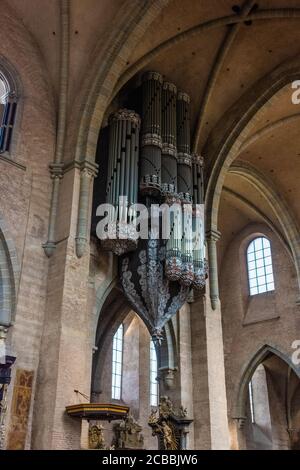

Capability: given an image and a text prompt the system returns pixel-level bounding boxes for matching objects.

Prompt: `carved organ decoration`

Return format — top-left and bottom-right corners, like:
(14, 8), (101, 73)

(98, 71), (208, 338)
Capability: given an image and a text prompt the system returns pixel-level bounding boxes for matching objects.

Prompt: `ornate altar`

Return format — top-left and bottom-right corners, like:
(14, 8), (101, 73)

(114, 414), (144, 449)
(148, 396), (193, 450)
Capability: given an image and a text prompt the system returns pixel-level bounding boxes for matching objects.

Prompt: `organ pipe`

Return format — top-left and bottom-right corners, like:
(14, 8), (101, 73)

(102, 108), (140, 255)
(176, 92), (193, 286)
(101, 71), (207, 290)
(140, 71), (163, 196)
(161, 81), (177, 196)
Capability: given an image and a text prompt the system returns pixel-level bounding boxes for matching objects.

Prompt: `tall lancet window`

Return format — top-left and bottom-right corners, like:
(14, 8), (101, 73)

(150, 340), (158, 407)
(247, 237), (275, 296)
(0, 72), (17, 154)
(112, 323), (123, 400)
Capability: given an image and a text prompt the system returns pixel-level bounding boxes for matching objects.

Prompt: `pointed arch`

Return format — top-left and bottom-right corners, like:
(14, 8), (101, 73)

(233, 343), (300, 419)
(229, 161), (300, 292)
(0, 213), (19, 327)
(205, 55), (300, 234)
(204, 55), (300, 306)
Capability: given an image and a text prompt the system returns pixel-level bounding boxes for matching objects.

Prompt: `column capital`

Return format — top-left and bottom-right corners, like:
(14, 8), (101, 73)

(233, 416), (247, 429)
(79, 160), (99, 178)
(63, 159), (99, 177)
(206, 229), (221, 242)
(0, 326), (8, 341)
(49, 162), (64, 179)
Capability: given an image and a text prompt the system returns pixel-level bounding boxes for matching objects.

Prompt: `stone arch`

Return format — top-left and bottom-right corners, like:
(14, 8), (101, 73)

(91, 283), (178, 395)
(74, 0), (170, 165)
(91, 286), (130, 393)
(203, 56), (300, 307)
(0, 55), (22, 155)
(228, 161), (300, 294)
(74, 6), (300, 168)
(0, 55), (21, 96)
(0, 213), (19, 327)
(233, 343), (300, 420)
(72, 1), (171, 256)
(205, 55), (300, 234)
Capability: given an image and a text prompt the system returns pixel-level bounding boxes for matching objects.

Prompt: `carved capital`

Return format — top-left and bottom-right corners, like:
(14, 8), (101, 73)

(0, 327), (8, 342)
(42, 241), (56, 258)
(49, 162), (64, 180)
(233, 416), (247, 429)
(79, 160), (99, 179)
(206, 229), (221, 243)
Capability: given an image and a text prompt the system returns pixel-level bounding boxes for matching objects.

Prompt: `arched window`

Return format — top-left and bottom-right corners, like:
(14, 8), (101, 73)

(0, 71), (17, 154)
(112, 323), (123, 400)
(247, 237), (275, 296)
(150, 340), (158, 407)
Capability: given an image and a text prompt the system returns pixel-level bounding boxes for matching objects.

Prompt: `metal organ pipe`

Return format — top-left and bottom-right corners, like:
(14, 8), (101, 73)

(161, 81), (177, 195)
(140, 71), (163, 196)
(176, 92), (194, 287)
(102, 109), (141, 255)
(191, 154), (206, 290)
(162, 81), (183, 281)
(100, 71), (207, 291)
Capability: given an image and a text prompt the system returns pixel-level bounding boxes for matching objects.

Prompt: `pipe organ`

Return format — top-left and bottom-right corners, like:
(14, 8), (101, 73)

(140, 71), (163, 196)
(98, 70), (207, 335)
(101, 109), (141, 255)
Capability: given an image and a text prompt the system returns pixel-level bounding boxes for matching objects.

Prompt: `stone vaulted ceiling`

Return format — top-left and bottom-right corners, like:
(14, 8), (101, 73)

(4, 0), (300, 268)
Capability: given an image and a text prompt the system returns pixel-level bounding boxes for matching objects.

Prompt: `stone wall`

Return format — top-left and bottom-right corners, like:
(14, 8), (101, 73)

(220, 223), (300, 448)
(0, 5), (55, 450)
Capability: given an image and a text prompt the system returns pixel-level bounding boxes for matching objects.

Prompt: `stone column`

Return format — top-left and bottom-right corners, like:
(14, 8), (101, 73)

(31, 164), (96, 449)
(177, 303), (194, 449)
(76, 161), (98, 257)
(190, 291), (230, 449)
(206, 229), (221, 310)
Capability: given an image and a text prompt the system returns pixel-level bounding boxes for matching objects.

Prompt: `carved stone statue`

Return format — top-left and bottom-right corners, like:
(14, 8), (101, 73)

(148, 396), (193, 450)
(159, 396), (174, 419)
(114, 414), (144, 449)
(179, 405), (187, 418)
(148, 413), (178, 450)
(89, 424), (106, 450)
(161, 420), (177, 450)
